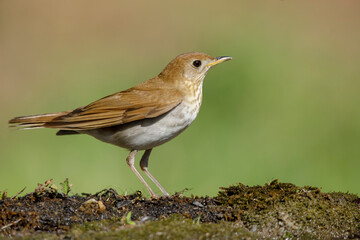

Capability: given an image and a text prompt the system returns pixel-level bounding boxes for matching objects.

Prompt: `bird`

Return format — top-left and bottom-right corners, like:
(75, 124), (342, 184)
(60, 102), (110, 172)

(9, 52), (232, 197)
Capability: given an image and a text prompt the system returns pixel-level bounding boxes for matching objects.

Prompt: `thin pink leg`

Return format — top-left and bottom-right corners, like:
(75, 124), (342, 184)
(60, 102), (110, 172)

(140, 149), (169, 196)
(126, 150), (158, 198)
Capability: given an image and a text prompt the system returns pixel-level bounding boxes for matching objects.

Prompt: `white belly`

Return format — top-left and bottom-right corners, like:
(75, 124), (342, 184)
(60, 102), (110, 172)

(83, 101), (200, 150)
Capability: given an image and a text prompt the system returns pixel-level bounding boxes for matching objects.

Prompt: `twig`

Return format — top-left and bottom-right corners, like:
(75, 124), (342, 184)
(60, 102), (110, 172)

(11, 187), (26, 199)
(0, 218), (21, 231)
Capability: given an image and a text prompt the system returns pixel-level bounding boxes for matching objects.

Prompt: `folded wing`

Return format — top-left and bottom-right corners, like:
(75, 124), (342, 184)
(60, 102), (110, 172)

(44, 82), (183, 130)
(9, 79), (184, 131)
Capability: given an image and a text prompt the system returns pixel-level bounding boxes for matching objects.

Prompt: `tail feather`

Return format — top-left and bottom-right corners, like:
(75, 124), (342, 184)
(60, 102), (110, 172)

(9, 111), (71, 129)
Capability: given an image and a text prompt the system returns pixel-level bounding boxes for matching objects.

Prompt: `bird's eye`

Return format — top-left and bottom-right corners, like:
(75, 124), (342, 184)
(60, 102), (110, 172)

(192, 60), (201, 68)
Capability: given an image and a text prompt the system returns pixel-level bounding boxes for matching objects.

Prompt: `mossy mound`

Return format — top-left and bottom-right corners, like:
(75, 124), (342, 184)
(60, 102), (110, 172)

(216, 179), (360, 239)
(0, 180), (359, 239)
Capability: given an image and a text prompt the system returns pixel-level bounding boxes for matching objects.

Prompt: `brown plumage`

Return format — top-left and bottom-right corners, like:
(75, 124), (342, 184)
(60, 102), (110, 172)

(9, 52), (232, 197)
(10, 70), (183, 131)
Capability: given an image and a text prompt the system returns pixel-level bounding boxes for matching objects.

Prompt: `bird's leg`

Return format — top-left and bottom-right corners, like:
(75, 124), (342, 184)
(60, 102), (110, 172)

(126, 150), (158, 198)
(140, 149), (170, 196)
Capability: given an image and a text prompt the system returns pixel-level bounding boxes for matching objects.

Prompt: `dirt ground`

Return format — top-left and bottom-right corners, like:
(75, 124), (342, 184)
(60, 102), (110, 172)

(1, 179), (359, 239)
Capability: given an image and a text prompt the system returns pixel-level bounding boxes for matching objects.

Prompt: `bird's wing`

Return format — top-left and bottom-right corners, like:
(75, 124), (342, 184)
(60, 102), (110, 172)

(45, 81), (183, 130)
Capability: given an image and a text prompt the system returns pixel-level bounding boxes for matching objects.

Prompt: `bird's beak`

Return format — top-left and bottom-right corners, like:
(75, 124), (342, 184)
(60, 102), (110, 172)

(206, 56), (232, 67)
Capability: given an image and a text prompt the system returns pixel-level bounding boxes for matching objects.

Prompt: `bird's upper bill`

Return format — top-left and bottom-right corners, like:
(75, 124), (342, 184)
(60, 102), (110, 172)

(205, 56), (232, 68)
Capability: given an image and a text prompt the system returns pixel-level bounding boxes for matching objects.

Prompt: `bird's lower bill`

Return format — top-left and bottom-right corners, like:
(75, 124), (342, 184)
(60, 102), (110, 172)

(205, 56), (232, 67)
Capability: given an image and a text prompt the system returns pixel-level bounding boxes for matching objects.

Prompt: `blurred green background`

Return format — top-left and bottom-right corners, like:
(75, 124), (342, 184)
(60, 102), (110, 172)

(1, 1), (359, 197)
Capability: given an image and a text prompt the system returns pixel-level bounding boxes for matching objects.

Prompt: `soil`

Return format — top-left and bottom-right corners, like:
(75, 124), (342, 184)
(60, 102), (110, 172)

(0, 179), (359, 239)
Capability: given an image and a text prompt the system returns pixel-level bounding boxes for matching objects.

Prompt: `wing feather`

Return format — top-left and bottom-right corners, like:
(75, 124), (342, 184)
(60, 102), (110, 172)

(44, 80), (183, 130)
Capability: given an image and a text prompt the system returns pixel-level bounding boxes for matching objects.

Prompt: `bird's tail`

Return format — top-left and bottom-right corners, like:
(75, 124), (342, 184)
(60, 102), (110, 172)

(8, 111), (71, 129)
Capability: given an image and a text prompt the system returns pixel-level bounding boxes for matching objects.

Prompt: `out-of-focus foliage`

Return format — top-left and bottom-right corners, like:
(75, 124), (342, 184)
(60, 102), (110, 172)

(1, 1), (359, 196)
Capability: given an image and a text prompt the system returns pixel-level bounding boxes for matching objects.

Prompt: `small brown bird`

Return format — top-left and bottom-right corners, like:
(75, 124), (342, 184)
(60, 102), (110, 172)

(9, 52), (232, 197)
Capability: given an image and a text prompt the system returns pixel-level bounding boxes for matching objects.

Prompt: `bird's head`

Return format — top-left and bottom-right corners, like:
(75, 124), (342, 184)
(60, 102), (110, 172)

(159, 52), (232, 85)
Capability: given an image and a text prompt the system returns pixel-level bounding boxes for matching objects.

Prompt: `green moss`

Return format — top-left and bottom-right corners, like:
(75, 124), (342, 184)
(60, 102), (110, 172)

(68, 215), (259, 240)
